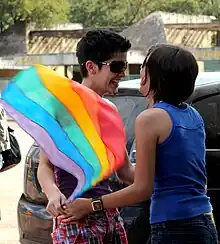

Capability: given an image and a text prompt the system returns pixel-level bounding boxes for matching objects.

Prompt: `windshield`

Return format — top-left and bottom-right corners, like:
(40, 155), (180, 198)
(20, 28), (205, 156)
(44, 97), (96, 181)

(107, 95), (147, 153)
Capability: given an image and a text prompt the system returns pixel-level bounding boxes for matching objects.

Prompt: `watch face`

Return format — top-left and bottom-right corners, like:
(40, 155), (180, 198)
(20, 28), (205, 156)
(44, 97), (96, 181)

(92, 200), (102, 211)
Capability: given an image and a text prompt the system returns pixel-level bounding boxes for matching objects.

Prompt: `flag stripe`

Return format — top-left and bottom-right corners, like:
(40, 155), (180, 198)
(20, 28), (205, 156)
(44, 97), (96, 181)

(37, 65), (110, 177)
(13, 66), (101, 182)
(1, 100), (87, 199)
(2, 83), (93, 190)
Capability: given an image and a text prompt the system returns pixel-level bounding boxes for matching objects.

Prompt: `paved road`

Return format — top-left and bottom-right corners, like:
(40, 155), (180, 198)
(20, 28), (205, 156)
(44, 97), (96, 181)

(0, 122), (34, 244)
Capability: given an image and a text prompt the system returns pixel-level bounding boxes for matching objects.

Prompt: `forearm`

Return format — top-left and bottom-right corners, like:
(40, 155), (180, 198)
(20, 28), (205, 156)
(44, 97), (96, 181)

(37, 152), (60, 199)
(102, 183), (149, 209)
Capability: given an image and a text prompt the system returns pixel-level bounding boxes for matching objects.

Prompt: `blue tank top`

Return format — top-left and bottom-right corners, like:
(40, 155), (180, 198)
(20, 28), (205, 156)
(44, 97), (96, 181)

(150, 101), (212, 224)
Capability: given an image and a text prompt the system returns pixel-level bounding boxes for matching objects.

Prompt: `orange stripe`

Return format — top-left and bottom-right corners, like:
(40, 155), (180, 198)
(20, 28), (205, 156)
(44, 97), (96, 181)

(70, 81), (101, 135)
(36, 64), (111, 180)
(71, 81), (115, 173)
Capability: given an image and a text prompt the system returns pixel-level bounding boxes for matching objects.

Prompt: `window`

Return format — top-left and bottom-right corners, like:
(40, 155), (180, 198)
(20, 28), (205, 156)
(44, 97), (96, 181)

(107, 95), (147, 153)
(193, 95), (220, 149)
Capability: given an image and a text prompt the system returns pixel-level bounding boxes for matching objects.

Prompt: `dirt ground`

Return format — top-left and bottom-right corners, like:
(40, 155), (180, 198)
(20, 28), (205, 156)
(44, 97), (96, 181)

(0, 122), (34, 244)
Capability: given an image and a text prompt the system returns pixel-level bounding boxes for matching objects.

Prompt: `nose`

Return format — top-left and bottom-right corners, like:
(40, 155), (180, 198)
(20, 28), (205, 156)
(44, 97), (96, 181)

(118, 71), (125, 78)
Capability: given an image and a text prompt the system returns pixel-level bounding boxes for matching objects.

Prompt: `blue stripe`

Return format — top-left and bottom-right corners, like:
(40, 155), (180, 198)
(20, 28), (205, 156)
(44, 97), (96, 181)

(12, 66), (101, 183)
(2, 83), (93, 191)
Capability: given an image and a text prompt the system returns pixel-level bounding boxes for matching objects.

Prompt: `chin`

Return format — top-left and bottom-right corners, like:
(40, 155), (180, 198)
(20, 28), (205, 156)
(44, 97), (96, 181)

(104, 92), (115, 97)
(139, 89), (144, 96)
(139, 87), (148, 97)
(105, 89), (117, 96)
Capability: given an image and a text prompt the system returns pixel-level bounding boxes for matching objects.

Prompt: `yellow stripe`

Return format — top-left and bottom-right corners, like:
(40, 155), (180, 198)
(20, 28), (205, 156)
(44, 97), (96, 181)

(36, 65), (109, 181)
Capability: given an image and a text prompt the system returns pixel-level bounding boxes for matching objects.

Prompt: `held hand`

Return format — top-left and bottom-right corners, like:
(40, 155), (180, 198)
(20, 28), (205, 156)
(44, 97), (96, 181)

(59, 198), (92, 223)
(46, 190), (67, 217)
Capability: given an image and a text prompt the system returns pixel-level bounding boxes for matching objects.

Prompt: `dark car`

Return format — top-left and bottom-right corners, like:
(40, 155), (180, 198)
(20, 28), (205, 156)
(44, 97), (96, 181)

(17, 73), (220, 244)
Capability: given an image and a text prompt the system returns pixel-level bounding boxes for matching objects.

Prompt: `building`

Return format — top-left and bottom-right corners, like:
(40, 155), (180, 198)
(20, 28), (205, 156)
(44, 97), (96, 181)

(1, 12), (220, 84)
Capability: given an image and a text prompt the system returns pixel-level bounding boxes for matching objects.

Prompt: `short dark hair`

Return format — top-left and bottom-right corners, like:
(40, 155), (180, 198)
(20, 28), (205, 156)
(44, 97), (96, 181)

(76, 30), (131, 77)
(143, 44), (198, 105)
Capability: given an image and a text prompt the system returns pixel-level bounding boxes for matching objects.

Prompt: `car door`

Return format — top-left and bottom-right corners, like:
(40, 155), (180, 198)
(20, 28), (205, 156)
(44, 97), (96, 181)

(192, 94), (220, 235)
(127, 91), (220, 243)
(129, 94), (220, 236)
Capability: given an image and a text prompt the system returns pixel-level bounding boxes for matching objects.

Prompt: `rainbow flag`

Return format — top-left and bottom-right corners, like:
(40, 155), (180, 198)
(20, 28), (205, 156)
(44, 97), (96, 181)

(1, 64), (126, 200)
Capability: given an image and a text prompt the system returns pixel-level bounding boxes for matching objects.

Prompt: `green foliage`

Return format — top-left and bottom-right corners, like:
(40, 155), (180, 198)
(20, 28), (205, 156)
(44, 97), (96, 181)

(158, 0), (201, 15)
(69, 0), (220, 27)
(198, 0), (220, 18)
(1, 0), (220, 33)
(69, 0), (153, 27)
(0, 0), (70, 32)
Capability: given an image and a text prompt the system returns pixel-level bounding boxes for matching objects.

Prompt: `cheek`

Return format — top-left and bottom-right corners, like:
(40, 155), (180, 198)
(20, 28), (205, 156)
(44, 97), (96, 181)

(139, 82), (150, 96)
(106, 74), (116, 87)
(100, 70), (113, 84)
(97, 72), (109, 87)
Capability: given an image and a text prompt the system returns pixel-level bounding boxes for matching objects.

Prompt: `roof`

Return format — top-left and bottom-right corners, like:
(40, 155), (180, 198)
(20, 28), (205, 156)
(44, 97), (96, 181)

(120, 12), (167, 53)
(28, 27), (127, 54)
(121, 12), (217, 51)
(165, 22), (220, 31)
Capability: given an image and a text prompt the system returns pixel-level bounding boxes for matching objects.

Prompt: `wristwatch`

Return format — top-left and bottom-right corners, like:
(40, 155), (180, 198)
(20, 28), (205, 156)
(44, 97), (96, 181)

(91, 197), (104, 212)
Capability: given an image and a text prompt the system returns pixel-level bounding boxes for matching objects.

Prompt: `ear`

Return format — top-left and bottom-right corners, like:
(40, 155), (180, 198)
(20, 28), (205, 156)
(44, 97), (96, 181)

(85, 61), (98, 75)
(140, 77), (147, 86)
(140, 66), (148, 86)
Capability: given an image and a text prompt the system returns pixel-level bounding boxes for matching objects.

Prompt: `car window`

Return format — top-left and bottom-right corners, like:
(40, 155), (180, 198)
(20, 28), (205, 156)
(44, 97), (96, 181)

(106, 95), (147, 153)
(109, 93), (220, 152)
(129, 94), (220, 160)
(193, 95), (220, 149)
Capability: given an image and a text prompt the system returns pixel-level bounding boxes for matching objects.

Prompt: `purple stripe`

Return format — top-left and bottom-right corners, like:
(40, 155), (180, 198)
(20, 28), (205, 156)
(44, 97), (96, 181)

(1, 100), (85, 199)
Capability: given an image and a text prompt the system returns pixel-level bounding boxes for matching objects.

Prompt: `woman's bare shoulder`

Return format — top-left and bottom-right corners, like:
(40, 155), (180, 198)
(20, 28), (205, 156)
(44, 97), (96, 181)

(136, 108), (172, 142)
(137, 107), (171, 122)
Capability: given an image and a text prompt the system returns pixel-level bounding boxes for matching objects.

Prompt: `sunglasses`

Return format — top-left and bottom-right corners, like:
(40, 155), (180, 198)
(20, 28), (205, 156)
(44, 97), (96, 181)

(100, 60), (128, 74)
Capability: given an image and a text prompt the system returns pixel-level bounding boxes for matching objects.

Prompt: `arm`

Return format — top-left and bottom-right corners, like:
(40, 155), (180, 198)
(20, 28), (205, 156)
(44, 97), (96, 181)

(101, 110), (157, 208)
(37, 150), (66, 216)
(99, 107), (173, 209)
(62, 109), (159, 221)
(116, 149), (135, 185)
(37, 150), (59, 199)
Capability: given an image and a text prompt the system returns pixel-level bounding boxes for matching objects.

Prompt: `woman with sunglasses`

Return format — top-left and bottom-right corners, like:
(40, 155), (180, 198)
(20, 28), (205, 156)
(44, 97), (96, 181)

(61, 44), (218, 243)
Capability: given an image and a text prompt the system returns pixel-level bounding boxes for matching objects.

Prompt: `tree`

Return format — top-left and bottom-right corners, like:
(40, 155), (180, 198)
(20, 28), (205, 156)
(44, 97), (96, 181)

(69, 0), (220, 28)
(158, 0), (201, 15)
(69, 0), (152, 27)
(0, 0), (70, 33)
(198, 0), (220, 18)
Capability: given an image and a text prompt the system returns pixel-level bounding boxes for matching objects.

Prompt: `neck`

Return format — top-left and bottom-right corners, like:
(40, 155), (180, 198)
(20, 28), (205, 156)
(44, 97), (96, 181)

(81, 78), (103, 96)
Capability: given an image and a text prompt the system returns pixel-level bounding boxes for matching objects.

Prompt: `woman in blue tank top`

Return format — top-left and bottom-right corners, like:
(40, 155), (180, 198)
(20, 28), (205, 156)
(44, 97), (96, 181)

(60, 44), (218, 243)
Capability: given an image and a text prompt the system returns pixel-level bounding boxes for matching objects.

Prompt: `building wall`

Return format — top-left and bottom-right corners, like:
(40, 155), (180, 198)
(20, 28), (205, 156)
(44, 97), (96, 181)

(0, 69), (20, 78)
(0, 69), (21, 91)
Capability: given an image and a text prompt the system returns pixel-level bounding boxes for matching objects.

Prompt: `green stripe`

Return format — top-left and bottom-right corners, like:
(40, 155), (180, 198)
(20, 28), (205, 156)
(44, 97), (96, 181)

(12, 67), (101, 180)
